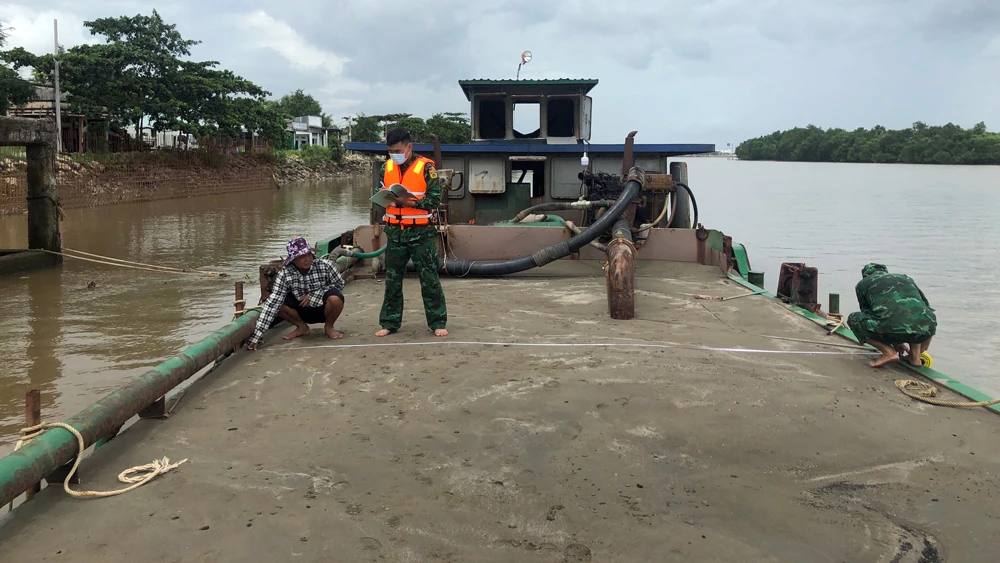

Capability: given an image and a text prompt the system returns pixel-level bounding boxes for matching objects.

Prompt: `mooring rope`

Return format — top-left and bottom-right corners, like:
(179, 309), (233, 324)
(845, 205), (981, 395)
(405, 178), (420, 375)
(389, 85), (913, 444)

(9, 422), (187, 506)
(62, 247), (226, 276)
(232, 304), (262, 321)
(31, 248), (228, 277)
(894, 380), (1000, 409)
(272, 339), (880, 356)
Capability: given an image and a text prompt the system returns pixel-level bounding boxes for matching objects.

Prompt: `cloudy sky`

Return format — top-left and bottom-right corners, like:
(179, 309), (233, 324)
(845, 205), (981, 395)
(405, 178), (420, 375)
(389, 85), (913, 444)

(3, 0), (998, 145)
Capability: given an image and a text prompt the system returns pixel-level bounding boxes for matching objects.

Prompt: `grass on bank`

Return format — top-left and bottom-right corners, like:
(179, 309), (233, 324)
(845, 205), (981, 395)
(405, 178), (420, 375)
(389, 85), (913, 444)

(0, 143), (351, 170)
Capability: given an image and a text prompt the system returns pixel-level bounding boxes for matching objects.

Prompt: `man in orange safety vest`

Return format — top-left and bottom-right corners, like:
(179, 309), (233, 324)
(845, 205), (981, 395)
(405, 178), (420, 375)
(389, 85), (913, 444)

(374, 128), (448, 337)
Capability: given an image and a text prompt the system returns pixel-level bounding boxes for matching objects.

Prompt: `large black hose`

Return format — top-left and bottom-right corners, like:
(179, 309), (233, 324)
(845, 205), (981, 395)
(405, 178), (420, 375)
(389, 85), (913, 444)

(610, 215), (632, 242)
(675, 182), (699, 229)
(443, 175), (643, 276)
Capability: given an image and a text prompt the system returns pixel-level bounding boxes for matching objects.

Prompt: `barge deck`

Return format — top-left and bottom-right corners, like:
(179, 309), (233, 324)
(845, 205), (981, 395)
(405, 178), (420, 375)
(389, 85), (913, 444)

(2, 262), (997, 562)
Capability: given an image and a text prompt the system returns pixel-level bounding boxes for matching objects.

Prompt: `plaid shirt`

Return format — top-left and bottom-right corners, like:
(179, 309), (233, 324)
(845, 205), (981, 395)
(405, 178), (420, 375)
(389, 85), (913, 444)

(249, 258), (345, 345)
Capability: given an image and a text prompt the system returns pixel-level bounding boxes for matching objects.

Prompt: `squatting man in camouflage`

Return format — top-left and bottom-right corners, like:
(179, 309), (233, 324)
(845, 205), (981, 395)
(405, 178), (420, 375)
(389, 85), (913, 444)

(375, 127), (449, 338)
(246, 237), (347, 350)
(848, 263), (936, 368)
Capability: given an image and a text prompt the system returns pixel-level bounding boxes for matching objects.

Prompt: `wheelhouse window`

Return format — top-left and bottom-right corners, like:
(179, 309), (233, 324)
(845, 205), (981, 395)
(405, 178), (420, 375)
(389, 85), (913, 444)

(477, 98), (506, 139)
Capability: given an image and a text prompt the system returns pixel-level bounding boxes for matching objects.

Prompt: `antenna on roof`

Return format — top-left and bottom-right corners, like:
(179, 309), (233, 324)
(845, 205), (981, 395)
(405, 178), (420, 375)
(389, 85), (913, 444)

(516, 50), (532, 79)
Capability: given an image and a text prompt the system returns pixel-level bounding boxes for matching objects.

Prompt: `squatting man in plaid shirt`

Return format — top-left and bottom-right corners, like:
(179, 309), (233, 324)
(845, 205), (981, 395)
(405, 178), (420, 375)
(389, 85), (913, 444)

(246, 237), (346, 350)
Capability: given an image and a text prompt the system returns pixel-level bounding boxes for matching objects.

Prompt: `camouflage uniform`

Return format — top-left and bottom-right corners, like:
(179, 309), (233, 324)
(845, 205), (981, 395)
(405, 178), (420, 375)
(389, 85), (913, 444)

(377, 158), (447, 333)
(847, 263), (936, 345)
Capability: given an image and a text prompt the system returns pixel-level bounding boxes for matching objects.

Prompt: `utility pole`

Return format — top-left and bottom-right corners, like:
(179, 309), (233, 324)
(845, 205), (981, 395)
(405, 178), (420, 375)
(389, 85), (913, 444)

(53, 19), (62, 153)
(342, 116), (352, 142)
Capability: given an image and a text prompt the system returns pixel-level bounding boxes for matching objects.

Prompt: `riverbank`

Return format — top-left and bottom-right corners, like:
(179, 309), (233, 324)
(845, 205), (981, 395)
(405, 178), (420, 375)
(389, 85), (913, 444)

(0, 150), (373, 216)
(272, 152), (371, 185)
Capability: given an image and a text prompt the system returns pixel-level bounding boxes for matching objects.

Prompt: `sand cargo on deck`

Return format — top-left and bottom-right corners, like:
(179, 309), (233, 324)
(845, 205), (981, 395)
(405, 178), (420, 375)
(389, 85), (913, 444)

(1, 79), (998, 562)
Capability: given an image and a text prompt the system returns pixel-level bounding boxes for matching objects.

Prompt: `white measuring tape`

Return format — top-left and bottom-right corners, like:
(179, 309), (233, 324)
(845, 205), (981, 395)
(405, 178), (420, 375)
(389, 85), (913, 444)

(268, 340), (878, 356)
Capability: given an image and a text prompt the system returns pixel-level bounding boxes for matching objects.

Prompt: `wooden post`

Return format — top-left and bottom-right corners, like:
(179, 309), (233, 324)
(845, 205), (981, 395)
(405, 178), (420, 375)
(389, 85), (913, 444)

(25, 390), (41, 500)
(234, 281), (245, 352)
(234, 281), (245, 319)
(25, 142), (61, 254)
(829, 293), (841, 315)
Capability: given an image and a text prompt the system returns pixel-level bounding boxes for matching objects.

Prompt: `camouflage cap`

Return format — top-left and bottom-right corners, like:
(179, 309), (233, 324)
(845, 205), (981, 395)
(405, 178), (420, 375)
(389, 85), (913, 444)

(861, 263), (888, 277)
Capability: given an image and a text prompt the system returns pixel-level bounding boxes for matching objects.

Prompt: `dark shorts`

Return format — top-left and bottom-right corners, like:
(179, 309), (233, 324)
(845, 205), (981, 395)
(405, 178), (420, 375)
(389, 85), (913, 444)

(275, 288), (345, 326)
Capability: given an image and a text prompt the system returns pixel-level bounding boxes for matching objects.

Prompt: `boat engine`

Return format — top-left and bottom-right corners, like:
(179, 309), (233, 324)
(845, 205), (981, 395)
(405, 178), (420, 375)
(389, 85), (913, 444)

(579, 171), (626, 201)
(579, 171), (629, 227)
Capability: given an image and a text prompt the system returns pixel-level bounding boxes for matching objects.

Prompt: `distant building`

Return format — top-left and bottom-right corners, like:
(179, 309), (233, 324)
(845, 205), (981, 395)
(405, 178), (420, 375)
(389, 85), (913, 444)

(286, 116), (339, 149)
(8, 83), (101, 153)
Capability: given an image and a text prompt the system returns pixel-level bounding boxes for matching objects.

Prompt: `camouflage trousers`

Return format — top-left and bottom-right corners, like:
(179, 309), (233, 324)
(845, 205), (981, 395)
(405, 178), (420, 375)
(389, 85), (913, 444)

(379, 233), (447, 332)
(847, 311), (934, 346)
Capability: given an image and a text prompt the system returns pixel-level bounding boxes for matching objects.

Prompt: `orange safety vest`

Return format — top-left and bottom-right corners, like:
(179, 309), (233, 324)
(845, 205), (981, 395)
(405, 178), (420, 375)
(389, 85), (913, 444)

(381, 156), (435, 226)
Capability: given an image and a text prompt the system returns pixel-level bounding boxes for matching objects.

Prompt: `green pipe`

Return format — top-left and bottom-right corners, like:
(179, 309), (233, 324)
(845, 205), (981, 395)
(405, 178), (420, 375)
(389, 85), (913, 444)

(349, 246), (386, 259)
(327, 246), (386, 260)
(0, 310), (261, 508)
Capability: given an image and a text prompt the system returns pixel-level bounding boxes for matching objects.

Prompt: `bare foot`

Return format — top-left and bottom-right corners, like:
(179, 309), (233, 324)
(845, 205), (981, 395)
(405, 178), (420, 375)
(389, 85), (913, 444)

(434, 328), (449, 337)
(909, 355), (923, 367)
(283, 325), (310, 340)
(375, 329), (391, 337)
(868, 351), (899, 368)
(325, 326), (344, 339)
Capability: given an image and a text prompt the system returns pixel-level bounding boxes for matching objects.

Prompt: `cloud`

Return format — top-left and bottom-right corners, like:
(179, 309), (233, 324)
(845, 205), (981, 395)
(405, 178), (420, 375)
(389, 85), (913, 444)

(3, 0), (998, 143)
(0, 5), (95, 55)
(238, 10), (348, 77)
(985, 35), (1000, 57)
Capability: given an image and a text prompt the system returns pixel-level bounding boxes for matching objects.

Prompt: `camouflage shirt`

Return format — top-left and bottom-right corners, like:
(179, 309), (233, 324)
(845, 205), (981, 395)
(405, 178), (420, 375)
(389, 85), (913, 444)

(377, 157), (441, 243)
(854, 270), (937, 335)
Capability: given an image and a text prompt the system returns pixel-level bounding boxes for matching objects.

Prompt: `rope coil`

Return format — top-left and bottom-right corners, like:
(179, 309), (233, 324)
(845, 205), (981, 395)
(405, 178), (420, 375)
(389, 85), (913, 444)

(894, 380), (1000, 409)
(10, 422), (187, 505)
(825, 312), (846, 334)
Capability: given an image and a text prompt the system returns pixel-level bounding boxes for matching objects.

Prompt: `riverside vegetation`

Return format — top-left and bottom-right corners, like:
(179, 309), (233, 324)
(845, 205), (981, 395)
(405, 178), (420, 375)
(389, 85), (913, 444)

(0, 10), (471, 155)
(0, 9), (473, 207)
(736, 122), (1000, 165)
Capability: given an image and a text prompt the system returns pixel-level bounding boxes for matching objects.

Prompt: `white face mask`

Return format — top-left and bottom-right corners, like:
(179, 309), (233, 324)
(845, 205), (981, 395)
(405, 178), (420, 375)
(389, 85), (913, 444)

(390, 153), (406, 164)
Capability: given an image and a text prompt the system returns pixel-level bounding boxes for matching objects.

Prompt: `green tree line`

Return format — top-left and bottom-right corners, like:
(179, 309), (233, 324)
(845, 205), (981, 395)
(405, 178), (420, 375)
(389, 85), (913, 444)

(0, 10), (471, 149)
(2, 11), (291, 143)
(0, 25), (33, 114)
(735, 122), (1000, 165)
(350, 112), (470, 144)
